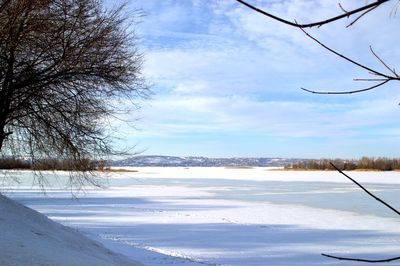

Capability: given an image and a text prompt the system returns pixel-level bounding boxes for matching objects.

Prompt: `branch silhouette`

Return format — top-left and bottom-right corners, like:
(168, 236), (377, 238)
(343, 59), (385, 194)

(322, 163), (400, 263)
(235, 0), (399, 94)
(330, 163), (400, 216)
(299, 28), (398, 94)
(235, 0), (391, 28)
(321, 253), (400, 263)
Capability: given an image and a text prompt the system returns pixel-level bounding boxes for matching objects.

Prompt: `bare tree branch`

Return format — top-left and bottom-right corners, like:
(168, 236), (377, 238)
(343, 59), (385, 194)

(235, 0), (391, 28)
(321, 253), (400, 263)
(369, 46), (400, 78)
(299, 28), (389, 78)
(338, 3), (348, 14)
(297, 28), (399, 94)
(346, 5), (379, 28)
(235, 0), (400, 94)
(320, 163), (400, 262)
(330, 162), (400, 215)
(301, 79), (390, 95)
(353, 78), (388, 81)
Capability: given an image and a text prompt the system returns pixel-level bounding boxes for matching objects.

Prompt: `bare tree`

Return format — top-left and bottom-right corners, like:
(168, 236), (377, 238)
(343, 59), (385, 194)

(0, 0), (147, 185)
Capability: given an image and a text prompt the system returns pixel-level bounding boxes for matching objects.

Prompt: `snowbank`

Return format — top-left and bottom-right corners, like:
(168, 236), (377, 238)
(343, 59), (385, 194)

(0, 193), (141, 266)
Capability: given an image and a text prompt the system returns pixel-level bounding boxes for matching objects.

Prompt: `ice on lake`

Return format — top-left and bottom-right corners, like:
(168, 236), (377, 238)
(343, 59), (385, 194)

(3, 167), (400, 265)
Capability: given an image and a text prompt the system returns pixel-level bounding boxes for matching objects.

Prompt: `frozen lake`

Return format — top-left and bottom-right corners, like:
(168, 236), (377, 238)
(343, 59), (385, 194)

(3, 167), (400, 265)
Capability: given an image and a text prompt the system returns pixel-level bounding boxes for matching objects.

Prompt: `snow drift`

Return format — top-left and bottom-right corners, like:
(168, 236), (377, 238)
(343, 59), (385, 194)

(0, 193), (141, 266)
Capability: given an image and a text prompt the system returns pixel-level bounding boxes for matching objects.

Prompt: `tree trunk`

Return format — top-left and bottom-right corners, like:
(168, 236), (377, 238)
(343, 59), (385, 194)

(0, 118), (11, 151)
(0, 130), (6, 151)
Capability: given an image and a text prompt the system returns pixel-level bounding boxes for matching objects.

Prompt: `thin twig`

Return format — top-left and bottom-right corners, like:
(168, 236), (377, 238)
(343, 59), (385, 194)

(353, 78), (387, 81)
(338, 3), (348, 14)
(235, 0), (390, 28)
(346, 6), (378, 28)
(369, 46), (400, 78)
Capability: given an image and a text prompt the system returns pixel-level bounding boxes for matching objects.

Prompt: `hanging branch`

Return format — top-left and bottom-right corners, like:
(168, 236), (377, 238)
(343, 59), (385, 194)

(329, 162), (400, 216)
(235, 0), (391, 28)
(321, 162), (400, 263)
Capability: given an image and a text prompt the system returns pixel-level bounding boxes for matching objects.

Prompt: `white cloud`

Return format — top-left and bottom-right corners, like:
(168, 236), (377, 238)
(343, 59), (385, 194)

(133, 91), (400, 141)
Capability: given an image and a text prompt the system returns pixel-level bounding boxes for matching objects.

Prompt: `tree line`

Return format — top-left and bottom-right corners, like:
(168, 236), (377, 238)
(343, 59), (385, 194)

(0, 157), (105, 171)
(286, 157), (400, 171)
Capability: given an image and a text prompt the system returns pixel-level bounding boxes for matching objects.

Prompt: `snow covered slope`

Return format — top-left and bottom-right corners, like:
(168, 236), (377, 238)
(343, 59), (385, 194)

(0, 193), (141, 266)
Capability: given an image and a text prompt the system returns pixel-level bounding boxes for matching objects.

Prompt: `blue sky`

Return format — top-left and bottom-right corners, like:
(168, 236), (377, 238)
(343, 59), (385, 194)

(112, 0), (400, 159)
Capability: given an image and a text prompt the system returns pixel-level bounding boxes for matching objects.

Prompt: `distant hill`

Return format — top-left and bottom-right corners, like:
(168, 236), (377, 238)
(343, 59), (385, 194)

(108, 155), (304, 167)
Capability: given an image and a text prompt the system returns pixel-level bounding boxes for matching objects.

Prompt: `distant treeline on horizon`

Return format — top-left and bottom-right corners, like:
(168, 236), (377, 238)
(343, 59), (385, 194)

(286, 157), (400, 171)
(2, 156), (400, 171)
(0, 158), (104, 171)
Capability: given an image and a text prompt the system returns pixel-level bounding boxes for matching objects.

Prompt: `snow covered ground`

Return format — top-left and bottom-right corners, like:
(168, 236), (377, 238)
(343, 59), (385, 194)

(3, 167), (400, 265)
(0, 193), (140, 266)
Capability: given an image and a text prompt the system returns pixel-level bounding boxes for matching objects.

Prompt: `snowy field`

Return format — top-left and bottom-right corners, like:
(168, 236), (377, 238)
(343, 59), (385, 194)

(3, 167), (400, 266)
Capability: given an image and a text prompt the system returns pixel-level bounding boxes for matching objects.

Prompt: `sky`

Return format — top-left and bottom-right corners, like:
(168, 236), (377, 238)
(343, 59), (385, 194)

(110, 0), (400, 159)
